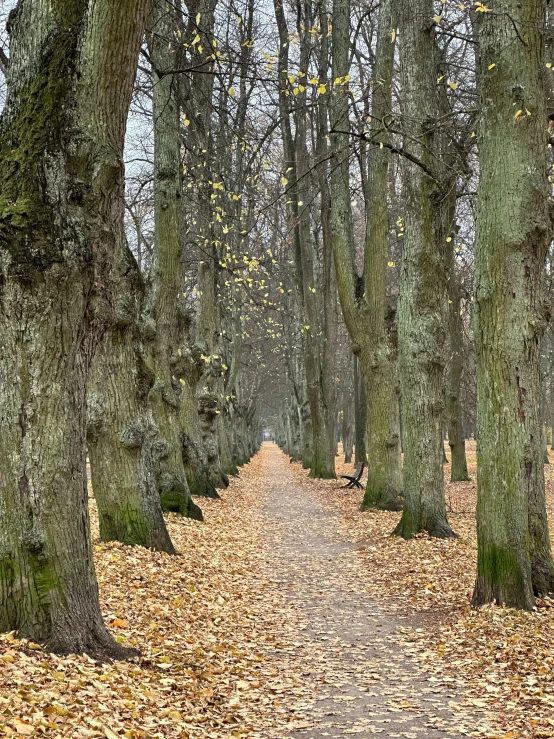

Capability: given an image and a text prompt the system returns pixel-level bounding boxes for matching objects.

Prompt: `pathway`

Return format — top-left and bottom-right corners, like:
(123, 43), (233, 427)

(254, 443), (477, 739)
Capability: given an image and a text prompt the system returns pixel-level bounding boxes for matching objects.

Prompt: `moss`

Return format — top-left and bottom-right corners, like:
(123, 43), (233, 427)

(362, 486), (403, 512)
(478, 545), (527, 597)
(29, 550), (64, 608)
(0, 13), (86, 277)
(0, 549), (62, 638)
(159, 489), (188, 515)
(393, 507), (417, 539)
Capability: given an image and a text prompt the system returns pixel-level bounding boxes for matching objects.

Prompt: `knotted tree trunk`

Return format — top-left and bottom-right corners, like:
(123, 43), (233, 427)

(0, 0), (151, 655)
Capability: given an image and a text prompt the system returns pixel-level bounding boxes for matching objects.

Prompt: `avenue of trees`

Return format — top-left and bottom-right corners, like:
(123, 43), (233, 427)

(0, 0), (553, 655)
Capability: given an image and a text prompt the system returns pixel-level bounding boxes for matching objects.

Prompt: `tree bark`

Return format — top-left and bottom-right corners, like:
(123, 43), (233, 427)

(353, 356), (367, 465)
(394, 0), (456, 538)
(330, 0), (401, 507)
(472, 0), (554, 608)
(447, 265), (470, 482)
(274, 0), (336, 479)
(146, 0), (202, 520)
(0, 0), (151, 655)
(88, 245), (175, 552)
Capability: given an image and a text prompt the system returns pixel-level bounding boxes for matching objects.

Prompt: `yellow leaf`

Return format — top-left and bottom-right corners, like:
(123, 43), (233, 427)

(281, 176), (288, 187)
(110, 618), (128, 628)
(448, 80), (458, 90)
(228, 87), (236, 96)
(388, 261), (395, 267)
(317, 83), (326, 94)
(433, 15), (442, 23)
(514, 109), (523, 118)
(12, 719), (34, 735)
(488, 63), (496, 70)
(391, 28), (396, 42)
(288, 74), (296, 84)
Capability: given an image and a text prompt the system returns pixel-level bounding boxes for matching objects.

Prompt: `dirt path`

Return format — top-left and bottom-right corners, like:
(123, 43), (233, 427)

(255, 443), (477, 739)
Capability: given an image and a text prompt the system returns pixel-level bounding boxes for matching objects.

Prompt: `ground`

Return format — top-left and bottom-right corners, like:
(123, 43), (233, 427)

(0, 442), (553, 738)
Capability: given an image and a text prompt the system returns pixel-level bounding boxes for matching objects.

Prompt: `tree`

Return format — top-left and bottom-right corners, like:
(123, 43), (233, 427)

(87, 242), (176, 552)
(274, 0), (337, 479)
(393, 0), (456, 538)
(472, 0), (554, 608)
(330, 0), (403, 509)
(0, 0), (151, 655)
(147, 0), (202, 519)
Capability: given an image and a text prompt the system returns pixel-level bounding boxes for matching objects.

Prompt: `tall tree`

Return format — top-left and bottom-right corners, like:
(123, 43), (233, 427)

(87, 243), (176, 552)
(147, 0), (202, 519)
(330, 0), (402, 509)
(0, 0), (150, 654)
(447, 263), (470, 482)
(274, 0), (336, 478)
(393, 0), (456, 538)
(180, 0), (230, 488)
(472, 0), (554, 608)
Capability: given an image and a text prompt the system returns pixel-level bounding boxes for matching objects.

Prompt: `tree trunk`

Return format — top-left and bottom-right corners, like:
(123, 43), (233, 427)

(330, 0), (401, 506)
(353, 356), (367, 465)
(394, 0), (455, 538)
(179, 0), (228, 490)
(88, 246), (175, 553)
(274, 0), (336, 479)
(179, 355), (220, 498)
(0, 0), (150, 655)
(447, 268), (469, 481)
(147, 0), (202, 520)
(342, 385), (354, 463)
(472, 0), (554, 608)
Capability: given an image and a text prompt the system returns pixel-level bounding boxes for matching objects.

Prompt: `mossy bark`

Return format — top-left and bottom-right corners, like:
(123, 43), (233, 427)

(179, 359), (220, 498)
(147, 0), (202, 521)
(330, 0), (401, 506)
(179, 0), (228, 490)
(88, 246), (175, 553)
(394, 0), (455, 539)
(353, 357), (367, 465)
(472, 0), (554, 608)
(0, 0), (151, 655)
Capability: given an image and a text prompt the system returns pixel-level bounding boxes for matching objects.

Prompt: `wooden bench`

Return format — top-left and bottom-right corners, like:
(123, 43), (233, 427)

(340, 462), (365, 489)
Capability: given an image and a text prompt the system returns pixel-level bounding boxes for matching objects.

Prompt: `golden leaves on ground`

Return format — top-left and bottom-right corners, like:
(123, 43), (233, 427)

(0, 470), (291, 738)
(326, 441), (554, 739)
(1, 441), (553, 738)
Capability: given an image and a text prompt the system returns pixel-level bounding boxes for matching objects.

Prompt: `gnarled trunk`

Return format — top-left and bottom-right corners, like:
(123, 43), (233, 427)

(147, 0), (202, 520)
(0, 0), (151, 655)
(88, 246), (175, 553)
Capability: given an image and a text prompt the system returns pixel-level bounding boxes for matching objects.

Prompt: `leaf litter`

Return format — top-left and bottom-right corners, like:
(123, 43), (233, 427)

(0, 441), (552, 738)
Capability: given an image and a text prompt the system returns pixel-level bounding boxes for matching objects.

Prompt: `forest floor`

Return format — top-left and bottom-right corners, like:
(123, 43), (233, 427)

(0, 443), (554, 738)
